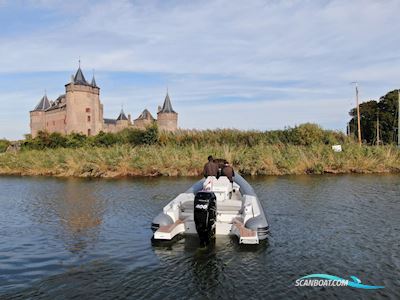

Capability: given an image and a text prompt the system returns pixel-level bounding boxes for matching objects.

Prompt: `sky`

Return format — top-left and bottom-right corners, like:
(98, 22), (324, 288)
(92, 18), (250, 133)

(1, 0), (400, 140)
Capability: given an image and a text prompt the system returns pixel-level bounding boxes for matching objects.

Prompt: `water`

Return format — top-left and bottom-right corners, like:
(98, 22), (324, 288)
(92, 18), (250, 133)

(0, 175), (399, 299)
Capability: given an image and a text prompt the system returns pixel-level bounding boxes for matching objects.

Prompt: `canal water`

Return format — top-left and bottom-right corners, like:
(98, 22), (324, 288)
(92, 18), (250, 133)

(0, 175), (399, 299)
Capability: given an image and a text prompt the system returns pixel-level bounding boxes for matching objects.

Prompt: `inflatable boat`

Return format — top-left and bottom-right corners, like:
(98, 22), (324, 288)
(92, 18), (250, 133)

(151, 174), (269, 245)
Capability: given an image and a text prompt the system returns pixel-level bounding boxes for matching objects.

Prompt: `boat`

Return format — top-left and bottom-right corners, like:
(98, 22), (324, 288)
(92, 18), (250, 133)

(151, 174), (269, 245)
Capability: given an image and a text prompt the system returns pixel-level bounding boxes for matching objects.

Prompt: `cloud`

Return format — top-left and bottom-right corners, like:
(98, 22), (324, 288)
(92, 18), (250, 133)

(2, 0), (400, 78)
(0, 0), (400, 139)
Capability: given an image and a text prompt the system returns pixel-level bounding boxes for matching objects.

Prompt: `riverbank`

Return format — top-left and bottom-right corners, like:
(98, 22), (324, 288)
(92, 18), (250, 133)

(0, 144), (399, 177)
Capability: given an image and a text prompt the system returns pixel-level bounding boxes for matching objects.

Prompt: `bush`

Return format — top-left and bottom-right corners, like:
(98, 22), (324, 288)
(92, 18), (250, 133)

(0, 139), (10, 152)
(141, 125), (158, 145)
(66, 133), (87, 148)
(289, 123), (324, 146)
(19, 123), (349, 150)
(48, 132), (68, 148)
(126, 124), (159, 145)
(22, 131), (67, 149)
(93, 131), (119, 147)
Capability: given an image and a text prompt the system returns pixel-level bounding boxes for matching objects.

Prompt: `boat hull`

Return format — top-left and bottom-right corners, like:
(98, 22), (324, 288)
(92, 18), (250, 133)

(152, 174), (269, 245)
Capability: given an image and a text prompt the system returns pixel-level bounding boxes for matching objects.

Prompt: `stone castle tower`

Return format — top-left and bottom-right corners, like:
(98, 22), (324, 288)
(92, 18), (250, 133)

(30, 66), (104, 137)
(157, 92), (178, 131)
(64, 67), (103, 136)
(30, 65), (178, 137)
(30, 94), (51, 138)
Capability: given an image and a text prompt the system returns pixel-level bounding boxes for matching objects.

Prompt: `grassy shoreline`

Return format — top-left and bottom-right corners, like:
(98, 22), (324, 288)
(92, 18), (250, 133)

(0, 144), (399, 178)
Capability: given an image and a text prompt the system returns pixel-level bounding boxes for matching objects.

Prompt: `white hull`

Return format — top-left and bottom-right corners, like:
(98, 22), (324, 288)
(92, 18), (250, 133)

(152, 174), (269, 245)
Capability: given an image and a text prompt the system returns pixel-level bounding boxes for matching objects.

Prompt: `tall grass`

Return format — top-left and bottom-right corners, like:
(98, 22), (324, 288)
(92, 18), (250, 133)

(0, 143), (399, 177)
(1, 123), (398, 177)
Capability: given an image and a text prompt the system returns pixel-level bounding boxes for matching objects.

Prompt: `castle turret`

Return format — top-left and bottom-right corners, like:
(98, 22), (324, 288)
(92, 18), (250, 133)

(157, 92), (178, 131)
(33, 93), (51, 111)
(116, 108), (130, 129)
(134, 109), (155, 129)
(116, 108), (128, 121)
(64, 64), (103, 136)
(30, 93), (51, 137)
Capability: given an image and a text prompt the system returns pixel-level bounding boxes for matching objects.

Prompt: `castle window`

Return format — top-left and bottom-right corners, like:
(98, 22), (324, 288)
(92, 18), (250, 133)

(86, 108), (90, 113)
(87, 116), (91, 122)
(88, 129), (91, 136)
(53, 121), (55, 126)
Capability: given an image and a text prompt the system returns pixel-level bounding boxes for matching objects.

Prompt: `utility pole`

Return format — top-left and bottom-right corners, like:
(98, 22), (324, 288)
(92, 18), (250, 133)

(398, 89), (400, 147)
(376, 110), (380, 145)
(352, 82), (362, 145)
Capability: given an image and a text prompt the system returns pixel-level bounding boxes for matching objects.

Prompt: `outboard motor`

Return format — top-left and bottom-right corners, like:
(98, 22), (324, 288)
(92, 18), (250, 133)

(194, 191), (216, 246)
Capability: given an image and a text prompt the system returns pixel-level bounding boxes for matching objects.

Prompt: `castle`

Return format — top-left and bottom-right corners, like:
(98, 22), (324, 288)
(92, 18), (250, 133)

(30, 65), (178, 137)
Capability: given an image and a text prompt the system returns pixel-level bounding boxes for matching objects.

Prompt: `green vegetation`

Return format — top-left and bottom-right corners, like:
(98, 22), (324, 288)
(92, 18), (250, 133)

(0, 139), (10, 153)
(21, 124), (159, 150)
(349, 89), (399, 144)
(0, 123), (399, 177)
(0, 143), (398, 177)
(21, 123), (345, 150)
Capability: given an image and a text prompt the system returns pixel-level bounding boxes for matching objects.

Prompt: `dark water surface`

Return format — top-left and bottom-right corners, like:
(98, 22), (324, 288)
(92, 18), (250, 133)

(0, 175), (399, 299)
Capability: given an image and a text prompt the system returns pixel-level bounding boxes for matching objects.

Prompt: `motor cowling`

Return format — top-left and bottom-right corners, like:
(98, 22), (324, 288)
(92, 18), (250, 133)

(194, 191), (216, 246)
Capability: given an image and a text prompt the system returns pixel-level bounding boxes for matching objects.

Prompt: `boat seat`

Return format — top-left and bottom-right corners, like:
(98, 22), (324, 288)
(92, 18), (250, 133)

(217, 199), (242, 214)
(233, 218), (257, 237)
(158, 219), (184, 233)
(204, 176), (232, 193)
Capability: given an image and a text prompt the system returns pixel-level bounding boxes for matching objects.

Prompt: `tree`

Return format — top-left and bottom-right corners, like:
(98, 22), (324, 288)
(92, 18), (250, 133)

(349, 89), (399, 144)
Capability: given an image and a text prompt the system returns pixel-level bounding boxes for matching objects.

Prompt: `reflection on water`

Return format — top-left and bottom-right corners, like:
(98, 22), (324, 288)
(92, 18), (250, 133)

(0, 174), (399, 299)
(56, 180), (104, 254)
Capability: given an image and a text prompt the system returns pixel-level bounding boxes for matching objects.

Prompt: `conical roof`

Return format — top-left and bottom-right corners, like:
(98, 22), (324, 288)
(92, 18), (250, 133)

(73, 67), (89, 85)
(33, 94), (51, 111)
(136, 109), (155, 120)
(91, 76), (97, 87)
(159, 92), (176, 113)
(116, 109), (128, 121)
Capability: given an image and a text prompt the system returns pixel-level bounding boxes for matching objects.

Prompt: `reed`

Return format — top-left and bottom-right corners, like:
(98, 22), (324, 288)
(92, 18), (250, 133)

(0, 143), (399, 177)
